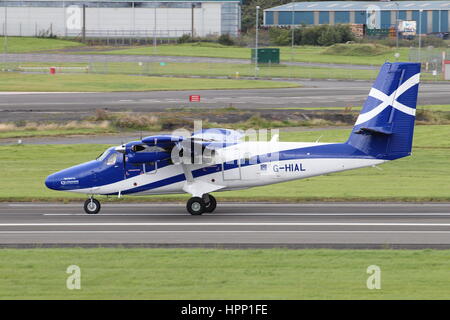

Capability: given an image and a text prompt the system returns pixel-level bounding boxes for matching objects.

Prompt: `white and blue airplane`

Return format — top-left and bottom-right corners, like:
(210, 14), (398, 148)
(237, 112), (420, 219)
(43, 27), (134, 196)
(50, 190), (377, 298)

(45, 62), (421, 215)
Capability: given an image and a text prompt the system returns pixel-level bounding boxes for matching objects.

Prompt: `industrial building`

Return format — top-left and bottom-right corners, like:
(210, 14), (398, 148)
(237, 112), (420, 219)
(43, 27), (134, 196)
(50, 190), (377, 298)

(264, 1), (450, 35)
(0, 0), (241, 38)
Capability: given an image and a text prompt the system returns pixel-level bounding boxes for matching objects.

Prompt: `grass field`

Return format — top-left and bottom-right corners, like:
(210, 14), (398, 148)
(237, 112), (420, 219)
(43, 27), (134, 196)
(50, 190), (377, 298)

(0, 248), (449, 299)
(4, 61), (379, 80)
(0, 37), (82, 53)
(6, 60), (445, 81)
(0, 37), (411, 66)
(0, 72), (299, 92)
(270, 105), (450, 111)
(99, 43), (411, 66)
(0, 128), (116, 139)
(0, 125), (449, 202)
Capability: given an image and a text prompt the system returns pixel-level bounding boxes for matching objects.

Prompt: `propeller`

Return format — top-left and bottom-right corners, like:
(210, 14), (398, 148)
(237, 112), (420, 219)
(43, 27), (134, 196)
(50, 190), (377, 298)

(114, 144), (127, 175)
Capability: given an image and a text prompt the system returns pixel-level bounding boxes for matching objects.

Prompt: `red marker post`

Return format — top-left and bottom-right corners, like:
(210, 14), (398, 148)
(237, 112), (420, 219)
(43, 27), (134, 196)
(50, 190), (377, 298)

(189, 95), (201, 102)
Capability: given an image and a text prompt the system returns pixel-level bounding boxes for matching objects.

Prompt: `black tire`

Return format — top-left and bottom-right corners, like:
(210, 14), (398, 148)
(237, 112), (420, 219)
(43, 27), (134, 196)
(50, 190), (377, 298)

(84, 198), (101, 214)
(204, 195), (217, 213)
(187, 197), (205, 215)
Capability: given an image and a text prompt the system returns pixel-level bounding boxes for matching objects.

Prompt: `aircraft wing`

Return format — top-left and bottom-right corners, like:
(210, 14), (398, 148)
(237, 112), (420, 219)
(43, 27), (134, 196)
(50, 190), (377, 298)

(142, 128), (243, 149)
(139, 129), (243, 164)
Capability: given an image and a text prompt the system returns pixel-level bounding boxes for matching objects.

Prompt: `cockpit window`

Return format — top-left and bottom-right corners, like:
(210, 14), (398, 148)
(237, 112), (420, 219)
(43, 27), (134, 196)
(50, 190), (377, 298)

(106, 153), (118, 165)
(96, 147), (115, 161)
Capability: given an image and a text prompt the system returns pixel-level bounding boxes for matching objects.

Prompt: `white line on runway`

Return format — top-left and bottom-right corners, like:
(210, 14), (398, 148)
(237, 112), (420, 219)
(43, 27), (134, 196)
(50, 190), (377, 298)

(41, 213), (450, 216)
(1, 230), (450, 234)
(0, 92), (87, 95)
(2, 222), (450, 226)
(8, 203), (450, 208)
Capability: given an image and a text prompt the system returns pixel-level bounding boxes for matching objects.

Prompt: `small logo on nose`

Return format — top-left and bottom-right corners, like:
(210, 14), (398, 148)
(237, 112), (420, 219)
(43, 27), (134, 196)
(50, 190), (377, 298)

(61, 179), (79, 185)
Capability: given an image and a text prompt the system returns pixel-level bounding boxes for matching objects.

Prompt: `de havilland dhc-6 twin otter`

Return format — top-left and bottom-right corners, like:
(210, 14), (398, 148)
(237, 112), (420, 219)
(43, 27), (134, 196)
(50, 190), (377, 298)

(45, 62), (421, 215)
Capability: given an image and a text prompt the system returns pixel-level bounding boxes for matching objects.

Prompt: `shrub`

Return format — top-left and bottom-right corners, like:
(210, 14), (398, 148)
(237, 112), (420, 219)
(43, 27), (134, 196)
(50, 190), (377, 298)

(268, 25), (355, 46)
(218, 34), (235, 46)
(268, 28), (291, 45)
(363, 36), (447, 48)
(317, 28), (339, 46)
(177, 34), (195, 44)
(323, 43), (390, 56)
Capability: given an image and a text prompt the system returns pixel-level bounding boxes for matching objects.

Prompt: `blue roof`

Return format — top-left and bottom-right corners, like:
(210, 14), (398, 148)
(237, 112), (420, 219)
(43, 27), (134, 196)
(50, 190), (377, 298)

(265, 1), (450, 12)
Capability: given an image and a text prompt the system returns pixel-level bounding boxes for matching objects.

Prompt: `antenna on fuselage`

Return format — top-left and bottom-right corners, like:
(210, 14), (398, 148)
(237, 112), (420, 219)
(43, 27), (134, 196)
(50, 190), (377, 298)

(315, 135), (323, 143)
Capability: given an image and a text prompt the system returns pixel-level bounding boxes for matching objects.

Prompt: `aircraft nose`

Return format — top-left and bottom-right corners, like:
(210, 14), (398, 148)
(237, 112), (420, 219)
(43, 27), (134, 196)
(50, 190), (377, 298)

(45, 173), (61, 190)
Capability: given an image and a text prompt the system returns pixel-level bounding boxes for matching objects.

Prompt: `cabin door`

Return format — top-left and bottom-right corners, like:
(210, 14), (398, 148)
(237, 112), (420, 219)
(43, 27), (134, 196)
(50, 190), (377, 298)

(222, 159), (241, 180)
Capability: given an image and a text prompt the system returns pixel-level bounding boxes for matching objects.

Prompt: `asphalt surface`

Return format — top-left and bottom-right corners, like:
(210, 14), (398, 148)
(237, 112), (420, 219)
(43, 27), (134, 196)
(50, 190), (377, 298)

(2, 202), (450, 249)
(1, 80), (449, 122)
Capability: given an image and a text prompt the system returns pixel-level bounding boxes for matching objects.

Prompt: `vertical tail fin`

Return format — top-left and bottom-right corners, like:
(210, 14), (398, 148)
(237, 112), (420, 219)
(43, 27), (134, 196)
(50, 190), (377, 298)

(347, 62), (421, 160)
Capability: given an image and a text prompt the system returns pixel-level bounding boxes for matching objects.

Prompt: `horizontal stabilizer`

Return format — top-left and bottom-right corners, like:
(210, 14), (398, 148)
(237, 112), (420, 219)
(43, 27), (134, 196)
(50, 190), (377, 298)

(354, 126), (393, 135)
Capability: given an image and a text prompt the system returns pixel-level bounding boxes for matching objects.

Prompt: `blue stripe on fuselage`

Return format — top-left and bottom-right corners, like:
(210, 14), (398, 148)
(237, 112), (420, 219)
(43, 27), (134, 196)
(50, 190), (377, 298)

(105, 142), (396, 195)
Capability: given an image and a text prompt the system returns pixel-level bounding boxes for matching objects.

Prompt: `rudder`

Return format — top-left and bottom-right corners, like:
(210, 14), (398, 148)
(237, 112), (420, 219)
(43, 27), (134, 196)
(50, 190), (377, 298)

(346, 62), (421, 160)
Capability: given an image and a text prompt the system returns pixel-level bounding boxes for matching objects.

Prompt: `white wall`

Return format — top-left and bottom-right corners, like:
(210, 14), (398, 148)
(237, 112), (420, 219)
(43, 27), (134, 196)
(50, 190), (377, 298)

(2, 7), (67, 36)
(0, 3), (226, 37)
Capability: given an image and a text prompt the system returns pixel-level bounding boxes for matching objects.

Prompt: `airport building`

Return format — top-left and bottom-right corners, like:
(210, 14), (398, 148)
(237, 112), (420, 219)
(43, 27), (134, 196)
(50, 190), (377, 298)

(264, 1), (450, 35)
(0, 0), (241, 38)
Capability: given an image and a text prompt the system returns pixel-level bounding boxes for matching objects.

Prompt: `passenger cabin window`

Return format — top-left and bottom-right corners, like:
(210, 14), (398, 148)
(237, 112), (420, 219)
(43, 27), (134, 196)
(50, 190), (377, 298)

(106, 153), (118, 166)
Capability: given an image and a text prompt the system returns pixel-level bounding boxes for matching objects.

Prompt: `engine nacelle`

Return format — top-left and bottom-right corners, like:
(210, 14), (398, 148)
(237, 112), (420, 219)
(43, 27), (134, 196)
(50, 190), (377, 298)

(125, 142), (171, 164)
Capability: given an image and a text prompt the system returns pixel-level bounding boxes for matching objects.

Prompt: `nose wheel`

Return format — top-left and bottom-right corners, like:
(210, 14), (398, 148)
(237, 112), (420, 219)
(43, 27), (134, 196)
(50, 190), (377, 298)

(186, 194), (217, 215)
(84, 198), (101, 214)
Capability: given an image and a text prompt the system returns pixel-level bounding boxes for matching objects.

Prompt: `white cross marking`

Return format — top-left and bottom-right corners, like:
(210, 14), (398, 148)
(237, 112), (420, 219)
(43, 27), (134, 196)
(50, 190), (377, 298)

(355, 73), (420, 126)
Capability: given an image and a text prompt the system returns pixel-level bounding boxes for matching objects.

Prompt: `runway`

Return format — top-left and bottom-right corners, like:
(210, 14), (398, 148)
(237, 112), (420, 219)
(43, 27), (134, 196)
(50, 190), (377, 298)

(1, 80), (449, 122)
(1, 202), (450, 249)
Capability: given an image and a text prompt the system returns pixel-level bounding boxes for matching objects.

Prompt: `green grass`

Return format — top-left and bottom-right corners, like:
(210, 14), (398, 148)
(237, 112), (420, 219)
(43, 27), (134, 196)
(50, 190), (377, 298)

(0, 38), (410, 66)
(0, 37), (83, 53)
(0, 72), (299, 92)
(5, 60), (445, 81)
(99, 43), (411, 66)
(418, 104), (450, 111)
(0, 125), (449, 202)
(0, 248), (449, 299)
(87, 61), (383, 80)
(262, 105), (450, 112)
(322, 43), (391, 56)
(3, 61), (381, 80)
(0, 128), (116, 139)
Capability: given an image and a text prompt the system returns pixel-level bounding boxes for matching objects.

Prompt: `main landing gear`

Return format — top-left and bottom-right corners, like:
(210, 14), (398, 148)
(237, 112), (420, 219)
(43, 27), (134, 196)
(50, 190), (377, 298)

(84, 198), (101, 214)
(82, 195), (216, 215)
(186, 194), (217, 215)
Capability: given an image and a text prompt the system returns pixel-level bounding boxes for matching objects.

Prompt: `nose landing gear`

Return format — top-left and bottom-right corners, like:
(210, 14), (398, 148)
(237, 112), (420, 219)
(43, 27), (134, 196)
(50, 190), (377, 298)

(186, 194), (217, 215)
(84, 198), (101, 214)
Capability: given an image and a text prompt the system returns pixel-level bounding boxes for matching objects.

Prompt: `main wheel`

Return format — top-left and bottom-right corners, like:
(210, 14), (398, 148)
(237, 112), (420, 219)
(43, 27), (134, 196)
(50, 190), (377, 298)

(204, 195), (217, 213)
(187, 197), (206, 215)
(84, 198), (101, 214)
